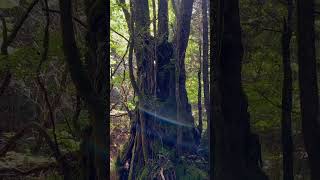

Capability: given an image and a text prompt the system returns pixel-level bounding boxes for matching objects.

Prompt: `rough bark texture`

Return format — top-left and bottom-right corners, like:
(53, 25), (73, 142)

(212, 0), (268, 179)
(297, 0), (320, 180)
(134, 0), (153, 165)
(281, 0), (294, 180)
(158, 0), (168, 41)
(119, 0), (199, 179)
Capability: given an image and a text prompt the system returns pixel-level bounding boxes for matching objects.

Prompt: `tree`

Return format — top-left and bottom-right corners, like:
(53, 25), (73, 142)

(117, 0), (199, 178)
(198, 43), (203, 136)
(297, 0), (320, 179)
(202, 0), (210, 128)
(281, 0), (294, 179)
(59, 0), (108, 179)
(175, 0), (197, 154)
(212, 0), (268, 179)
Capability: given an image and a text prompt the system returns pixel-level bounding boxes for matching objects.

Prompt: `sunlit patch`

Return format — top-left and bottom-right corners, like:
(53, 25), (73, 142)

(138, 106), (193, 128)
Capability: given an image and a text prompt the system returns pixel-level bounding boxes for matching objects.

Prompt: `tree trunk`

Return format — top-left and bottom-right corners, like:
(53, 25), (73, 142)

(59, 0), (108, 179)
(119, 0), (199, 178)
(212, 0), (268, 179)
(198, 69), (203, 137)
(158, 0), (168, 42)
(198, 41), (203, 137)
(297, 0), (320, 180)
(281, 0), (294, 180)
(209, 0), (216, 177)
(202, 0), (210, 127)
(175, 0), (197, 155)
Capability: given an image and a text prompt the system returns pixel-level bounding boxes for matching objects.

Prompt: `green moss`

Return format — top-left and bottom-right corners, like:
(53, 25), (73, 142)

(138, 166), (151, 180)
(175, 162), (208, 180)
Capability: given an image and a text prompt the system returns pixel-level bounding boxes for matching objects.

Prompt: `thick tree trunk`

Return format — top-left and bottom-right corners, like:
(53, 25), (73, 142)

(133, 0), (153, 166)
(297, 0), (320, 180)
(120, 0), (199, 178)
(209, 0), (216, 177)
(212, 0), (268, 179)
(59, 0), (108, 179)
(158, 0), (168, 42)
(281, 0), (294, 180)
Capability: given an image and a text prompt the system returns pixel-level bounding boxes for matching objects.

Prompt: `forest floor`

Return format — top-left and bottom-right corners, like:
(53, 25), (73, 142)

(0, 115), (310, 180)
(260, 130), (310, 180)
(0, 133), (60, 179)
(110, 111), (130, 179)
(110, 111), (130, 163)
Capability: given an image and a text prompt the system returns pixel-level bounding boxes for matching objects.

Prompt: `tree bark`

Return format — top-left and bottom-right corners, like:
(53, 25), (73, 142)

(158, 0), (168, 42)
(281, 0), (294, 180)
(212, 0), (268, 179)
(202, 0), (210, 126)
(59, 0), (108, 179)
(119, 0), (199, 178)
(175, 0), (196, 154)
(197, 69), (203, 136)
(297, 0), (320, 180)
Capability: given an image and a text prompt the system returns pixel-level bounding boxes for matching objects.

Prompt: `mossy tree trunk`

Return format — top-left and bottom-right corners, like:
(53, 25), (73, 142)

(118, 0), (199, 179)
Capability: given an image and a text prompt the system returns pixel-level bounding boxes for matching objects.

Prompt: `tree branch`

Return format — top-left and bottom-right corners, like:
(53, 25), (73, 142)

(111, 42), (130, 78)
(59, 0), (94, 103)
(42, 8), (88, 29)
(111, 27), (129, 42)
(36, 0), (60, 157)
(117, 0), (132, 33)
(1, 0), (40, 53)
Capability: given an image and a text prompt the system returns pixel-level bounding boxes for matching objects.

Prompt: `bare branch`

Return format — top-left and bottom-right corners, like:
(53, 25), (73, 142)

(111, 27), (129, 42)
(1, 0), (40, 53)
(36, 0), (60, 156)
(111, 43), (130, 78)
(42, 8), (88, 29)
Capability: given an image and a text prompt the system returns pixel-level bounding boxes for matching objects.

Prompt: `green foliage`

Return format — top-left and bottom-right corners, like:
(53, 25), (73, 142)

(0, 0), (18, 9)
(186, 74), (204, 105)
(48, 32), (64, 59)
(0, 47), (39, 76)
(45, 171), (63, 180)
(138, 166), (151, 180)
(110, 0), (129, 57)
(175, 162), (208, 180)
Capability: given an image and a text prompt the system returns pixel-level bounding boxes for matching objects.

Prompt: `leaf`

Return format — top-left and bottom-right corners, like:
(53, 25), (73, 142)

(0, 0), (19, 9)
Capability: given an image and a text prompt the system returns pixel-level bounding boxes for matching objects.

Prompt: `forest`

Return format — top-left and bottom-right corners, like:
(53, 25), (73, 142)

(0, 0), (319, 179)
